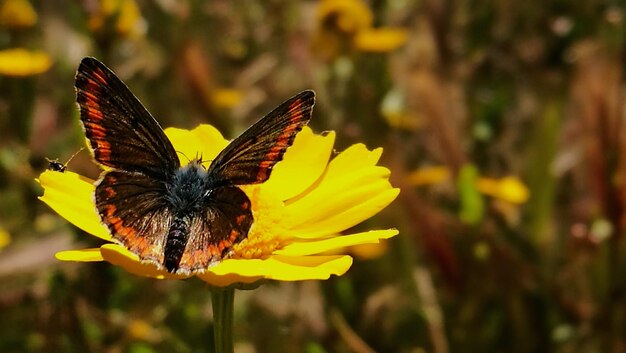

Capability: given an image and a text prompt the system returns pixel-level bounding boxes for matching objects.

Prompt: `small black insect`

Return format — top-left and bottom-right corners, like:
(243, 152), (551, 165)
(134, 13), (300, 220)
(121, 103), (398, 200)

(46, 148), (84, 172)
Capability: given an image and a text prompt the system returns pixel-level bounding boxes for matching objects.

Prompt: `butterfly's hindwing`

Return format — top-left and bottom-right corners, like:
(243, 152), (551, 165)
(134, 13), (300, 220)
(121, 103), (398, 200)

(96, 170), (173, 265)
(173, 186), (253, 273)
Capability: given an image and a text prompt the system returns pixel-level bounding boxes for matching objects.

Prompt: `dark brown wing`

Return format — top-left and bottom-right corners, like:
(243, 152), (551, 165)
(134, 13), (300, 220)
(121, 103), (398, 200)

(96, 170), (172, 266)
(76, 57), (180, 180)
(177, 186), (253, 273)
(207, 90), (314, 185)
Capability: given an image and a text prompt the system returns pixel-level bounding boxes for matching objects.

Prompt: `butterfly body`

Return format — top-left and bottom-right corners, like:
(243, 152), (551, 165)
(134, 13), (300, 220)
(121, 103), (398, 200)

(161, 160), (253, 272)
(76, 57), (314, 274)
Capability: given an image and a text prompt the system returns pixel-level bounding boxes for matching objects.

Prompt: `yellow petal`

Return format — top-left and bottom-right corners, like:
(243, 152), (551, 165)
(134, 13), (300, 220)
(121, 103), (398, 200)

(323, 143), (382, 180)
(37, 170), (112, 241)
(282, 144), (398, 236)
(262, 127), (336, 201)
(55, 248), (104, 262)
(294, 189), (399, 238)
(100, 244), (189, 280)
(0, 49), (52, 76)
(274, 229), (398, 256)
(165, 125), (229, 167)
(349, 242), (388, 259)
(269, 255), (353, 280)
(354, 28), (408, 52)
(197, 266), (263, 287)
(286, 167), (399, 237)
(199, 255), (353, 285)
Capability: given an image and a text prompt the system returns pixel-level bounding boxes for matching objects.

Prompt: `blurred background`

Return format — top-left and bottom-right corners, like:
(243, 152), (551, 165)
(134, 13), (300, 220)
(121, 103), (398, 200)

(1, 0), (626, 352)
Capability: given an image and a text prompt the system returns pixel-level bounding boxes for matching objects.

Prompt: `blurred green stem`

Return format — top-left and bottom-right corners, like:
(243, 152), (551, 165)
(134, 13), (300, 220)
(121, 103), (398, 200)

(526, 101), (560, 259)
(211, 287), (235, 353)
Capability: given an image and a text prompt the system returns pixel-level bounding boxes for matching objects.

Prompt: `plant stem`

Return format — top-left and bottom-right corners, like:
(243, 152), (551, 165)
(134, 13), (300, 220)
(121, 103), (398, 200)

(211, 287), (235, 353)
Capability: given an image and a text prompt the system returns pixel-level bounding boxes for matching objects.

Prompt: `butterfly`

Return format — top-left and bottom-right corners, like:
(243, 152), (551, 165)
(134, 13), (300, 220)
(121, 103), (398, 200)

(75, 57), (314, 274)
(46, 148), (84, 172)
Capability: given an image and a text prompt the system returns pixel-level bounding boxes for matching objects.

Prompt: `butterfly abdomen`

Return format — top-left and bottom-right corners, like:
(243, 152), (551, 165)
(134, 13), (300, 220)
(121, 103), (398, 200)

(164, 216), (189, 272)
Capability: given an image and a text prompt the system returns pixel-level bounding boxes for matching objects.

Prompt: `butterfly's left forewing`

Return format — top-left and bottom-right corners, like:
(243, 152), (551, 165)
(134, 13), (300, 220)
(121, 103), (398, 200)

(208, 90), (315, 185)
(76, 57), (180, 180)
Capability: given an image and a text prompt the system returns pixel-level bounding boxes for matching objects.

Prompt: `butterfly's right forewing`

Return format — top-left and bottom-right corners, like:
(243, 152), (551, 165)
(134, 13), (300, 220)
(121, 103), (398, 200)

(208, 90), (315, 185)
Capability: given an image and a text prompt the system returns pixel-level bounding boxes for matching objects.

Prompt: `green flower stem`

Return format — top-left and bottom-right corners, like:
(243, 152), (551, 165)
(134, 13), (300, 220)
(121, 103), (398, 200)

(211, 287), (235, 353)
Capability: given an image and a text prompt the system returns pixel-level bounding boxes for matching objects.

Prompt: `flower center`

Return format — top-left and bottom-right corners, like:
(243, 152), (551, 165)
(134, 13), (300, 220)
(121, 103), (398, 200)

(232, 186), (290, 259)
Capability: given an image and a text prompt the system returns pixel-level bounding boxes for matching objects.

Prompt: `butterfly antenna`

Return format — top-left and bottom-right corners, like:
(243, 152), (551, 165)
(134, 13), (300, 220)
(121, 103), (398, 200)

(176, 150), (191, 163)
(65, 147), (85, 165)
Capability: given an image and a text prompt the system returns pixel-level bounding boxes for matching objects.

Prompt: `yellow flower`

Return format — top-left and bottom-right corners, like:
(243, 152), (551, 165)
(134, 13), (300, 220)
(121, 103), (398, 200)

(476, 176), (530, 204)
(0, 227), (10, 250)
(407, 166), (450, 186)
(39, 125), (399, 287)
(316, 0), (373, 34)
(0, 0), (37, 28)
(313, 0), (407, 58)
(210, 88), (243, 109)
(0, 49), (52, 76)
(127, 319), (161, 342)
(354, 28), (408, 53)
(408, 166), (530, 205)
(88, 0), (146, 39)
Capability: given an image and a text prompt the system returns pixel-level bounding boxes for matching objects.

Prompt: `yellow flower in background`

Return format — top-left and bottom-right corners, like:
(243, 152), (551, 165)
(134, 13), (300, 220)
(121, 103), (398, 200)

(211, 88), (244, 109)
(408, 166), (530, 205)
(0, 49), (52, 76)
(476, 176), (530, 205)
(39, 125), (399, 287)
(316, 0), (372, 34)
(313, 0), (407, 59)
(127, 319), (161, 342)
(0, 0), (37, 28)
(354, 28), (408, 52)
(0, 227), (10, 250)
(88, 0), (146, 39)
(407, 166), (450, 186)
